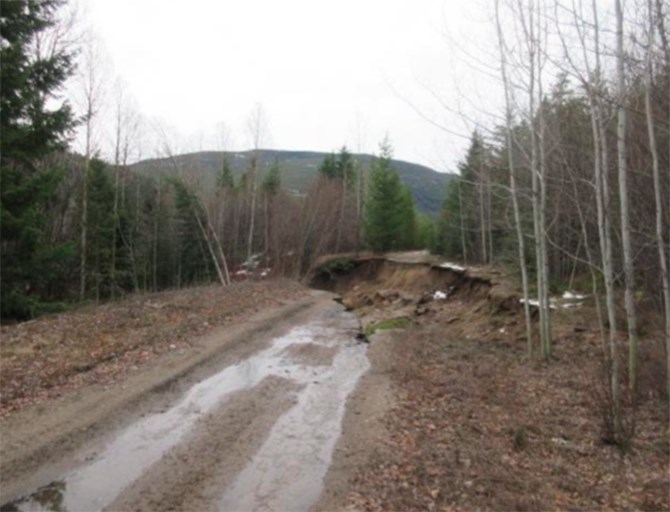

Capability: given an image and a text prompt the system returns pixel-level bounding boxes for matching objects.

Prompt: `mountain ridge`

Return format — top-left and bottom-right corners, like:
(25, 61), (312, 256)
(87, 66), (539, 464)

(132, 149), (455, 215)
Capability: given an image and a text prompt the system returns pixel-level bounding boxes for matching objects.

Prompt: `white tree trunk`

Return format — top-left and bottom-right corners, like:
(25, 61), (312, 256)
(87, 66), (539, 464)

(615, 0), (639, 391)
(495, 0), (533, 355)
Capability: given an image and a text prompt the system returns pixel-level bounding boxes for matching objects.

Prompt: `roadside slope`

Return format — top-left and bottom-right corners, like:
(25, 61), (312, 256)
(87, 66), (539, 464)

(310, 254), (669, 511)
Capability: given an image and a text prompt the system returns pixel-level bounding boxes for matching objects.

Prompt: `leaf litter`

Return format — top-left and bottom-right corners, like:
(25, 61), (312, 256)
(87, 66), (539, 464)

(0, 279), (307, 417)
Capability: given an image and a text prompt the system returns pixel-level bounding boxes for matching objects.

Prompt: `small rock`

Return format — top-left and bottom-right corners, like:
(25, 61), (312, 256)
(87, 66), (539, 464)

(418, 293), (434, 305)
(376, 289), (398, 301)
(415, 306), (429, 316)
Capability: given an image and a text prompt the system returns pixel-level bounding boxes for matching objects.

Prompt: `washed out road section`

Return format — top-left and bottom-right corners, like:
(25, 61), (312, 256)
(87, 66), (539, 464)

(3, 302), (368, 512)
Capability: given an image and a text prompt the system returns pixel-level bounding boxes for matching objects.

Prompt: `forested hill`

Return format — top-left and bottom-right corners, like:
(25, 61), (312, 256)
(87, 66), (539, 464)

(132, 150), (455, 215)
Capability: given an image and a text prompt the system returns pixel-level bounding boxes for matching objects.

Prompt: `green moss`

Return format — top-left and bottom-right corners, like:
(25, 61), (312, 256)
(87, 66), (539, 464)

(364, 317), (411, 337)
(321, 257), (355, 278)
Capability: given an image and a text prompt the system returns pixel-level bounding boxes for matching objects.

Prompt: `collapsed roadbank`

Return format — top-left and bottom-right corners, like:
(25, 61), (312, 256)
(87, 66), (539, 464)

(311, 252), (669, 511)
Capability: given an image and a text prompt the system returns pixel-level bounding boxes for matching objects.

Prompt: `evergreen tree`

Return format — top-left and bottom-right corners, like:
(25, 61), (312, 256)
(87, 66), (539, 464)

(318, 153), (339, 179)
(416, 214), (436, 250)
(457, 131), (485, 260)
(217, 156), (235, 190)
(336, 146), (355, 184)
(399, 185), (417, 248)
(1, 0), (76, 319)
(171, 179), (212, 284)
(261, 158), (281, 193)
(364, 139), (411, 252)
(317, 147), (355, 182)
(436, 179), (465, 258)
(85, 159), (116, 300)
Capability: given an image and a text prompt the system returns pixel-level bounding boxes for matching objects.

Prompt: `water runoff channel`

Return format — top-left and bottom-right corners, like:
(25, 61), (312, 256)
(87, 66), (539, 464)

(3, 303), (369, 512)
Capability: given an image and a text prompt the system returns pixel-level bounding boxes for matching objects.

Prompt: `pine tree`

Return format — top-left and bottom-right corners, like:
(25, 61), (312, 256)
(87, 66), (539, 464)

(86, 159), (116, 301)
(399, 186), (417, 249)
(172, 180), (212, 284)
(262, 159), (281, 265)
(1, 0), (76, 319)
(218, 156), (235, 190)
(436, 179), (465, 258)
(318, 153), (339, 179)
(364, 139), (411, 252)
(261, 159), (281, 193)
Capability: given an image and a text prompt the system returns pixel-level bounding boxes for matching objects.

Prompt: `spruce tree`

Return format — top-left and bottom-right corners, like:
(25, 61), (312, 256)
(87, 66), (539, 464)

(86, 159), (116, 300)
(217, 156), (235, 190)
(364, 139), (408, 252)
(261, 158), (281, 193)
(318, 153), (338, 179)
(1, 0), (76, 319)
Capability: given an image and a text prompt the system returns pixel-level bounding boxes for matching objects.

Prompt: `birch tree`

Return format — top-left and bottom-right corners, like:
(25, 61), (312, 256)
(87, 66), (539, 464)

(517, 0), (552, 358)
(495, 0), (534, 354)
(615, 0), (639, 392)
(246, 103), (268, 261)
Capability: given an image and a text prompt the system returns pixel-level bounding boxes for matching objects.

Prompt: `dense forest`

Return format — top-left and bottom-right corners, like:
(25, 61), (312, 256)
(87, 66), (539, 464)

(1, 0), (669, 442)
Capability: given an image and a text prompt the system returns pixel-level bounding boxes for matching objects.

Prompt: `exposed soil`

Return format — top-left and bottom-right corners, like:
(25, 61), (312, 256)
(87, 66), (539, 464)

(281, 342), (338, 366)
(1, 284), (371, 512)
(312, 254), (669, 511)
(0, 279), (307, 417)
(109, 375), (301, 512)
(2, 254), (667, 511)
(0, 281), (315, 502)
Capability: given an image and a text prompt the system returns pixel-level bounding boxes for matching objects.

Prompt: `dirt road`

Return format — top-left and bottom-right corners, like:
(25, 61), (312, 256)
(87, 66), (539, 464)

(1, 290), (376, 512)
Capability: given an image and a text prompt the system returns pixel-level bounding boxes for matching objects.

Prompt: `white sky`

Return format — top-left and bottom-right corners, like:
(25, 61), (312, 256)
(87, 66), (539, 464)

(77, 0), (521, 171)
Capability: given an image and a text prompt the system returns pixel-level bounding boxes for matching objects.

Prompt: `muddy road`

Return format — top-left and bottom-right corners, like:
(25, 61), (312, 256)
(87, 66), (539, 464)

(1, 291), (373, 512)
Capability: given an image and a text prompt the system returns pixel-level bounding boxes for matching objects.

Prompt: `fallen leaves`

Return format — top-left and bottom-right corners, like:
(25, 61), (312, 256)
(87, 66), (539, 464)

(0, 279), (307, 417)
(345, 294), (669, 511)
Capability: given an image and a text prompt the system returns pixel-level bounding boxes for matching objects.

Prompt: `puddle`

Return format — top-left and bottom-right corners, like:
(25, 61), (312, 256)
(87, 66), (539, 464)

(220, 337), (368, 511)
(3, 308), (368, 512)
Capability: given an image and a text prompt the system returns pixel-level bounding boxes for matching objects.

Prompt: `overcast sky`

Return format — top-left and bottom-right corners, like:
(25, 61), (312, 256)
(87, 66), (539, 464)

(78, 0), (514, 171)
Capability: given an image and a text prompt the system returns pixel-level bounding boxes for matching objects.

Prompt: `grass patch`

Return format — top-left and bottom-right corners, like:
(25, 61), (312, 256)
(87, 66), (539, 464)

(365, 317), (411, 337)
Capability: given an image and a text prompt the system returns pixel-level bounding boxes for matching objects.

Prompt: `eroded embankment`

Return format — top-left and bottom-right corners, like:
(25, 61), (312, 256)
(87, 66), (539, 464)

(308, 256), (519, 336)
(310, 255), (669, 512)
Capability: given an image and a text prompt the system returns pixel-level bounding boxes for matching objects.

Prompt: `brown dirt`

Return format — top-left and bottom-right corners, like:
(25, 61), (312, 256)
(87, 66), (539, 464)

(314, 328), (397, 512)
(2, 255), (668, 511)
(0, 284), (326, 501)
(0, 279), (306, 417)
(282, 342), (338, 366)
(314, 256), (669, 511)
(109, 375), (302, 512)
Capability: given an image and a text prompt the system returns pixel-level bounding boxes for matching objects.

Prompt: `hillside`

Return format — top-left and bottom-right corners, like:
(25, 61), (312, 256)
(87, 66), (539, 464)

(131, 150), (455, 215)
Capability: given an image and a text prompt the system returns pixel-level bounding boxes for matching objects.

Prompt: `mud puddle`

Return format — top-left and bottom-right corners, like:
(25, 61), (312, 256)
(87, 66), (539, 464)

(3, 307), (368, 512)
